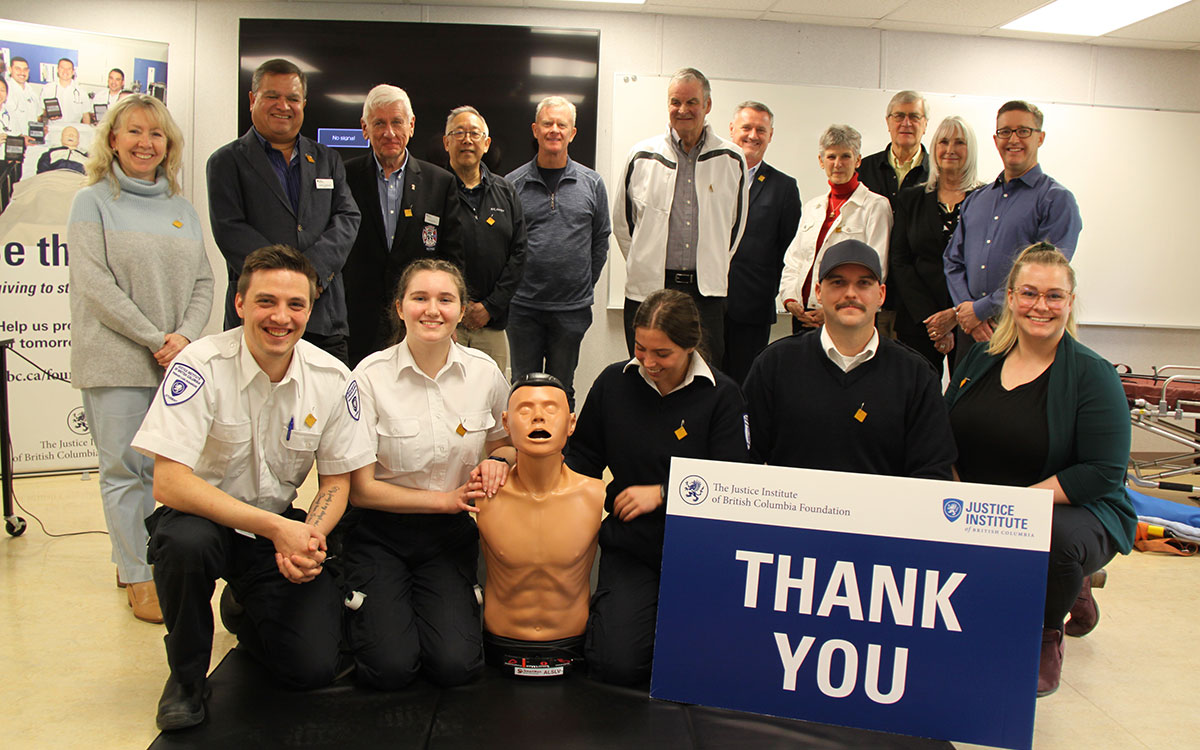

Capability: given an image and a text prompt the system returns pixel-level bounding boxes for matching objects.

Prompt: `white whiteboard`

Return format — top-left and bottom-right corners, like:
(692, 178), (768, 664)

(607, 74), (1200, 329)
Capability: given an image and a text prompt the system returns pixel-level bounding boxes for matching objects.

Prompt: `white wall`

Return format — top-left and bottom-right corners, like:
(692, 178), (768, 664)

(13, 2), (1200, 448)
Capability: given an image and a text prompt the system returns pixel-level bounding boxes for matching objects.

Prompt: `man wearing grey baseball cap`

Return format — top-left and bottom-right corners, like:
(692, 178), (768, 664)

(743, 239), (955, 478)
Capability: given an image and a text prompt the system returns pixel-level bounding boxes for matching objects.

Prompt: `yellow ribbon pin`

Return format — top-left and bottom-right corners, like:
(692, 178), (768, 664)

(757, 174), (766, 182)
(305, 154), (315, 163)
(404, 208), (413, 217)
(172, 220), (183, 228)
(486, 216), (496, 226)
(304, 413), (316, 428)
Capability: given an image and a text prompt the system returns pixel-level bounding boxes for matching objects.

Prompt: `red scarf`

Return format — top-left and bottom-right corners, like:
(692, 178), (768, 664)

(802, 174), (861, 305)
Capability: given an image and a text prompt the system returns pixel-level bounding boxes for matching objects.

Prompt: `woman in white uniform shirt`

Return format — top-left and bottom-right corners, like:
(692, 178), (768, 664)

(345, 258), (514, 689)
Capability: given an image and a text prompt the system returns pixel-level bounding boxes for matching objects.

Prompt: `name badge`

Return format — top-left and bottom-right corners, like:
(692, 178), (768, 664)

(424, 213), (440, 226)
(315, 178), (334, 190)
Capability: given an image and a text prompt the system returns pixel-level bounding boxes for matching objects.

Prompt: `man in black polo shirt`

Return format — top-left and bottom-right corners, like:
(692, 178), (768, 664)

(743, 240), (954, 479)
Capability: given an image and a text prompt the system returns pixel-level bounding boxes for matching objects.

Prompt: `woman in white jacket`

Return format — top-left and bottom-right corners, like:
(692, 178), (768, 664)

(779, 124), (891, 333)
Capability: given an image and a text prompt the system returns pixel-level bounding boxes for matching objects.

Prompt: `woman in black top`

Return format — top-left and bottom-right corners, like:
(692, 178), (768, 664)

(566, 289), (748, 686)
(890, 115), (980, 370)
(945, 244), (1135, 698)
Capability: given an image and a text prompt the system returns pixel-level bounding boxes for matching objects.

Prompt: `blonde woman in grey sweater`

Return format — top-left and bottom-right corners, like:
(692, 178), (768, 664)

(68, 95), (213, 623)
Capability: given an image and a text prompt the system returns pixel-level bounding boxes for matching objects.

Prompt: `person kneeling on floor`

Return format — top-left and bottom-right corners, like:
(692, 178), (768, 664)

(132, 245), (374, 731)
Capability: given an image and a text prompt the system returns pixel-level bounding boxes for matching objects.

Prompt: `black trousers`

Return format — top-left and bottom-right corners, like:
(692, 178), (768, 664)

(624, 272), (726, 367)
(585, 545), (661, 687)
(895, 311), (945, 373)
(1045, 504), (1117, 629)
(721, 317), (771, 385)
(147, 507), (343, 689)
(343, 511), (483, 690)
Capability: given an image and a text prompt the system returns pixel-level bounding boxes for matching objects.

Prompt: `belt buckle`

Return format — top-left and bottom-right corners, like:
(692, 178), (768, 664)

(672, 271), (695, 285)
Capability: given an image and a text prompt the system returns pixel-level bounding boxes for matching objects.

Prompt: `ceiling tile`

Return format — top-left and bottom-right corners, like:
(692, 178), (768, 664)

(1103, 1), (1200, 44)
(768, 0), (906, 20)
(643, 0), (776, 9)
(761, 12), (878, 27)
(872, 19), (987, 35)
(881, 0), (1046, 28)
(643, 4), (766, 18)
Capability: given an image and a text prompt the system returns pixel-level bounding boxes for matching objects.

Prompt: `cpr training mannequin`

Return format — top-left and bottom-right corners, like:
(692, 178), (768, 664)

(474, 373), (604, 676)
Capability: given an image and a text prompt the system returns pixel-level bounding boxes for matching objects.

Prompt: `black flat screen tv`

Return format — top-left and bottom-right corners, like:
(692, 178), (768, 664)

(238, 18), (601, 174)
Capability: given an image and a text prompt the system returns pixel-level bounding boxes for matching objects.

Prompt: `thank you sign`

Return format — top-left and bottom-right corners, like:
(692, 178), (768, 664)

(651, 458), (1051, 750)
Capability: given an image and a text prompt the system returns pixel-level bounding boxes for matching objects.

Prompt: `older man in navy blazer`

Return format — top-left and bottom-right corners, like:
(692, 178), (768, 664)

(722, 101), (802, 383)
(342, 84), (464, 366)
(207, 58), (360, 363)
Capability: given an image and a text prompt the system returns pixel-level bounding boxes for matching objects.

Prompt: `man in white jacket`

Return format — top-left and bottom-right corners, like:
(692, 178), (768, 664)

(612, 67), (748, 366)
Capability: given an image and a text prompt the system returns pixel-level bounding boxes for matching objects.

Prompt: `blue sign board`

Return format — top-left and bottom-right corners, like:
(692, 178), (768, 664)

(317, 128), (368, 149)
(652, 458), (1051, 750)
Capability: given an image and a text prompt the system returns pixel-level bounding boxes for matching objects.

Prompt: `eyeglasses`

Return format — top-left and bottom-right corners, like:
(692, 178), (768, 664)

(995, 127), (1041, 140)
(1011, 286), (1072, 308)
(447, 129), (487, 142)
(887, 112), (925, 123)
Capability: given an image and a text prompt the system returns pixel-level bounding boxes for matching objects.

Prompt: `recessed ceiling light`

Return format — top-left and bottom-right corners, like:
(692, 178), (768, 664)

(1002, 0), (1190, 37)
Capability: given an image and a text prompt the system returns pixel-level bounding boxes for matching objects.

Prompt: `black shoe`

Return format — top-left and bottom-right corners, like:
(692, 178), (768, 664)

(156, 675), (207, 731)
(219, 585), (245, 635)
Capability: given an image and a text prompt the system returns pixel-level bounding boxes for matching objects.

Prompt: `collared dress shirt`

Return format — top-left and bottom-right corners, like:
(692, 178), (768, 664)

(820, 325), (880, 373)
(352, 340), (509, 492)
(943, 164), (1082, 322)
(132, 328), (374, 515)
(376, 151), (408, 248)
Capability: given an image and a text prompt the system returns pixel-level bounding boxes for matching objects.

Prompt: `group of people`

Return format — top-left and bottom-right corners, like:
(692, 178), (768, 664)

(2, 56), (130, 136)
(65, 58), (1134, 733)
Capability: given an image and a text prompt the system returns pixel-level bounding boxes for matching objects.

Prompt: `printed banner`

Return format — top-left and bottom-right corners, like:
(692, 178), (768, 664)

(651, 457), (1052, 750)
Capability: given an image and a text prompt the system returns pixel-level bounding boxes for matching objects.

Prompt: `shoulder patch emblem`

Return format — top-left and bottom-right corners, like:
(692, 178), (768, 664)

(164, 363), (204, 406)
(345, 380), (361, 421)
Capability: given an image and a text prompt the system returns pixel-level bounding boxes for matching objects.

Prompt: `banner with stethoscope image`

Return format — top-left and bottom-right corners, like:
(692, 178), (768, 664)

(0, 19), (168, 473)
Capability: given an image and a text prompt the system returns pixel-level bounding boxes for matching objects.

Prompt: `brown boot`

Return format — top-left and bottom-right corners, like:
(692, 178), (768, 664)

(1037, 627), (1064, 697)
(127, 580), (164, 623)
(1065, 574), (1101, 637)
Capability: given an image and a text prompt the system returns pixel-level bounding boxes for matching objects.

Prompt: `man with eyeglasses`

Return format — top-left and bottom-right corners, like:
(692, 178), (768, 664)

(207, 58), (361, 365)
(858, 90), (930, 340)
(343, 84), (464, 366)
(944, 100), (1081, 358)
(612, 67), (749, 366)
(858, 90), (930, 208)
(443, 106), (527, 374)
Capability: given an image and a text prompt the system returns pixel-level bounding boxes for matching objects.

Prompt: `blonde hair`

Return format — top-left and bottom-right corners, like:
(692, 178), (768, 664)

(85, 95), (184, 196)
(987, 242), (1077, 355)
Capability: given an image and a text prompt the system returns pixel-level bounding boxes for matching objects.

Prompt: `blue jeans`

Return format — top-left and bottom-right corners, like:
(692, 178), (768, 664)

(506, 304), (592, 408)
(81, 386), (157, 583)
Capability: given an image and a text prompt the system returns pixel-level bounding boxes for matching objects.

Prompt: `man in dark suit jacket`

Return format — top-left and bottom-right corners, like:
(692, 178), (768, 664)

(206, 58), (361, 364)
(722, 101), (802, 384)
(857, 89), (930, 339)
(342, 84), (464, 366)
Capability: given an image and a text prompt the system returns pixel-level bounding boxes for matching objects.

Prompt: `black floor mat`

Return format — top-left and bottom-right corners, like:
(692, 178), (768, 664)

(149, 648), (954, 749)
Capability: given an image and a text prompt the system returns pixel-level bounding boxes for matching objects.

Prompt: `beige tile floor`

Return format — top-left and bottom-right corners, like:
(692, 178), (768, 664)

(2, 472), (1198, 749)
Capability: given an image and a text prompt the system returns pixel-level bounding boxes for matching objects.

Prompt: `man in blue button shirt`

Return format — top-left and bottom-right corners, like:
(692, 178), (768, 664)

(943, 100), (1081, 354)
(207, 58), (361, 364)
(343, 84), (464, 366)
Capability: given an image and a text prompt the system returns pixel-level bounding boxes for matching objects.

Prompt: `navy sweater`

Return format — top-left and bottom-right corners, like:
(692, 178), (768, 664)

(744, 330), (955, 479)
(566, 361), (748, 567)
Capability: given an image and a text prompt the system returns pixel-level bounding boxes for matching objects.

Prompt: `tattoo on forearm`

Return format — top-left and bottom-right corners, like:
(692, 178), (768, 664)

(306, 485), (340, 528)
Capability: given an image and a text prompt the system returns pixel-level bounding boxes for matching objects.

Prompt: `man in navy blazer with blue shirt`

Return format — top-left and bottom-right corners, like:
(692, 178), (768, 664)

(207, 58), (361, 364)
(722, 101), (802, 384)
(342, 84), (464, 366)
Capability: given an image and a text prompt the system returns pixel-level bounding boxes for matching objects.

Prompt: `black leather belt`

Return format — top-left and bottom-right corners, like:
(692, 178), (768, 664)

(666, 269), (696, 285)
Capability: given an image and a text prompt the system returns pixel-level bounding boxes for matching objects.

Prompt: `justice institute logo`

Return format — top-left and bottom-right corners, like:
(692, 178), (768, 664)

(942, 498), (963, 522)
(67, 406), (89, 435)
(679, 475), (708, 505)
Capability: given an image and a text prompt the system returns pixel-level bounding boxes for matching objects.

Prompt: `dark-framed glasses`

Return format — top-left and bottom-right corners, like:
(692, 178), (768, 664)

(995, 127), (1040, 140)
(447, 129), (487, 142)
(887, 112), (925, 123)
(1012, 286), (1071, 308)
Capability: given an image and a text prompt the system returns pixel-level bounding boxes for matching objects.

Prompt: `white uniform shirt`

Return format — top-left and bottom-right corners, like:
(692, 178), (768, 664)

(132, 328), (375, 514)
(41, 80), (87, 124)
(4, 77), (40, 133)
(353, 341), (509, 493)
(820, 325), (880, 373)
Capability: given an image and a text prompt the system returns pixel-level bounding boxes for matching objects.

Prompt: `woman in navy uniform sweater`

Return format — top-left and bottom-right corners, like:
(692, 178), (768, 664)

(566, 289), (748, 686)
